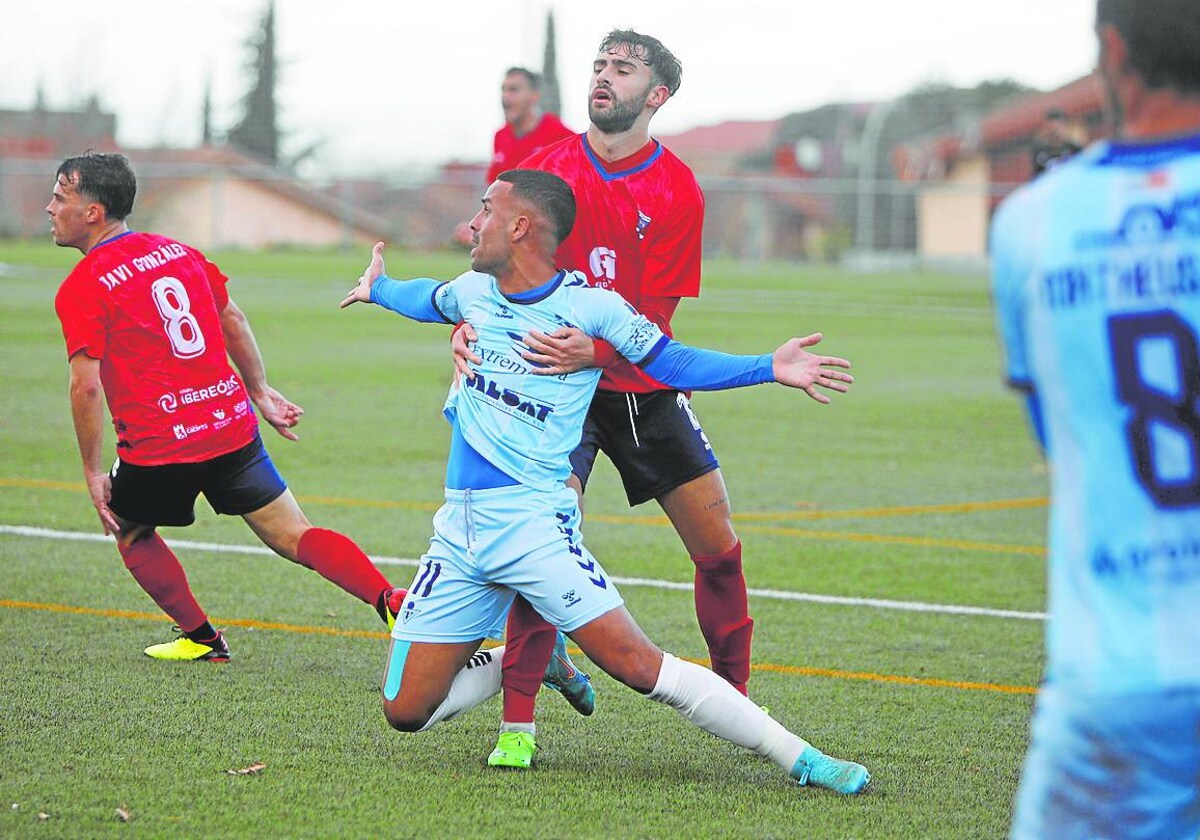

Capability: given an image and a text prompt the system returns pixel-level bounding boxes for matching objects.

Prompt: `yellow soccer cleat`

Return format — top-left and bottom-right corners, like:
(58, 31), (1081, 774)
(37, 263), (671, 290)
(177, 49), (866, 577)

(487, 731), (538, 769)
(143, 628), (230, 662)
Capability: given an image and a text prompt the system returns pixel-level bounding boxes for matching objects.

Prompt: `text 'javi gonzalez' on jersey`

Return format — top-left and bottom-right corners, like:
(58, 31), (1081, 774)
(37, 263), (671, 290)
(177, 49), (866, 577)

(94, 241), (190, 291)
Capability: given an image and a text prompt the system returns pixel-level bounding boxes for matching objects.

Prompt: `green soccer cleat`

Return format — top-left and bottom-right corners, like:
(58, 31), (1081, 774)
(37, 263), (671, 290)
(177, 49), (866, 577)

(791, 746), (870, 794)
(542, 632), (595, 716)
(143, 628), (230, 662)
(487, 731), (538, 769)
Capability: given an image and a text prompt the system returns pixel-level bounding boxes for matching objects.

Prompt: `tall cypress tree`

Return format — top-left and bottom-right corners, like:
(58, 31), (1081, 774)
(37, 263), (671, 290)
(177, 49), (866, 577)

(200, 74), (213, 146)
(228, 1), (279, 164)
(540, 10), (562, 116)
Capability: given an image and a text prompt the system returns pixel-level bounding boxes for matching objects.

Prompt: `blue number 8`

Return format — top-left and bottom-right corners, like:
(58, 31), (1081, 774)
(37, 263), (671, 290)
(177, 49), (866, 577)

(1108, 310), (1200, 508)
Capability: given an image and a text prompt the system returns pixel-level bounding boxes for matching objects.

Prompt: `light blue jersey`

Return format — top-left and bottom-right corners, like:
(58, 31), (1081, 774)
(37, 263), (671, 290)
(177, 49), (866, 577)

(992, 133), (1200, 694)
(369, 268), (772, 493)
(367, 267), (774, 646)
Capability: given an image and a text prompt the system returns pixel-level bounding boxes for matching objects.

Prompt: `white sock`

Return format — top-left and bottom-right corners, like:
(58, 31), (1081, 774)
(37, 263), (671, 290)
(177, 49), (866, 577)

(647, 651), (809, 772)
(418, 645), (505, 732)
(499, 721), (535, 736)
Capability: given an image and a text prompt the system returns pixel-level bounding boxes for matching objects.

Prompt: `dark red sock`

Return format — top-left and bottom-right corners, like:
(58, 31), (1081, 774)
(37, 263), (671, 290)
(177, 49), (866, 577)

(501, 595), (558, 723)
(118, 533), (208, 634)
(692, 540), (754, 694)
(296, 527), (391, 606)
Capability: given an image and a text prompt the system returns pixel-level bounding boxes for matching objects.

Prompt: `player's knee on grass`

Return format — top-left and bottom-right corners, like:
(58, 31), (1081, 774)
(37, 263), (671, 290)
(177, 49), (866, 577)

(381, 697), (433, 733)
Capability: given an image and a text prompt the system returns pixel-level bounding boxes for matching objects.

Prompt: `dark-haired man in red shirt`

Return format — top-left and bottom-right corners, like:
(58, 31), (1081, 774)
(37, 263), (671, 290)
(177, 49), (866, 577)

(50, 151), (405, 661)
(457, 30), (761, 771)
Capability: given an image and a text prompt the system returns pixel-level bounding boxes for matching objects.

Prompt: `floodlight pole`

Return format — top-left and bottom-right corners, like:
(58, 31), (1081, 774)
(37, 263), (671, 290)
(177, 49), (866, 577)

(855, 99), (898, 253)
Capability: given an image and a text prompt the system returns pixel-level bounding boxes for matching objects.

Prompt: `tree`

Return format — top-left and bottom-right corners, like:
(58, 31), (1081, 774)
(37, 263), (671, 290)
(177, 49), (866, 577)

(227, 1), (280, 165)
(201, 74), (213, 146)
(540, 10), (562, 116)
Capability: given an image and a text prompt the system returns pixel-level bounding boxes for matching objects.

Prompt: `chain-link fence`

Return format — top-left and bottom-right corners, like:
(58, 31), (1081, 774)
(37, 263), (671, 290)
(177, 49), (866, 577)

(0, 156), (1027, 272)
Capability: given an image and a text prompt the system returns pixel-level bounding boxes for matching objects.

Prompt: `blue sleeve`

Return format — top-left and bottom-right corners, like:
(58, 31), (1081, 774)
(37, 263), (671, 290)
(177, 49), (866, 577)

(990, 198), (1033, 390)
(369, 276), (453, 323)
(1024, 391), (1047, 453)
(640, 338), (774, 391)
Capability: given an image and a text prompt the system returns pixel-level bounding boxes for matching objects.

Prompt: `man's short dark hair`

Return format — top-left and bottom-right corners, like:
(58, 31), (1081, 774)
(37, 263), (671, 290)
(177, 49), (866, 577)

(505, 67), (542, 90)
(498, 169), (576, 245)
(56, 151), (136, 221)
(598, 29), (682, 96)
(1097, 0), (1200, 93)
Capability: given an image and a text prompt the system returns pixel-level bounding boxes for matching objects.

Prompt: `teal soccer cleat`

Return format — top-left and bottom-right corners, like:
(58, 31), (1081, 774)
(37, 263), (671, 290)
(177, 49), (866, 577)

(791, 746), (870, 794)
(542, 632), (595, 716)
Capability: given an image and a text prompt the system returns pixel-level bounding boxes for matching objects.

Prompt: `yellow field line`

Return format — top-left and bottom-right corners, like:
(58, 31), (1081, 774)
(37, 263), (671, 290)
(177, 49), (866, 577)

(733, 496), (1049, 522)
(0, 476), (1046, 555)
(0, 478), (440, 514)
(734, 525), (1046, 556)
(1, 598), (1038, 696)
(0, 599), (386, 639)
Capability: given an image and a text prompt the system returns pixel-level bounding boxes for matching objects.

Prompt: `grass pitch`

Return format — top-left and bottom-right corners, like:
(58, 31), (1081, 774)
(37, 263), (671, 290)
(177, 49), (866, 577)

(0, 240), (1045, 838)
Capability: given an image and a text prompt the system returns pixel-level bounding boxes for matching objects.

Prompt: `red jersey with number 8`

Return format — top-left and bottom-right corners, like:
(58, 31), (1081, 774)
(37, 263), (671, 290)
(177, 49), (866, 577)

(54, 231), (257, 466)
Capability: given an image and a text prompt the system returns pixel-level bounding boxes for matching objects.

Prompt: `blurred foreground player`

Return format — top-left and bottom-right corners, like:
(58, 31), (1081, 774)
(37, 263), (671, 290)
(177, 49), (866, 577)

(50, 152), (405, 661)
(991, 1), (1200, 835)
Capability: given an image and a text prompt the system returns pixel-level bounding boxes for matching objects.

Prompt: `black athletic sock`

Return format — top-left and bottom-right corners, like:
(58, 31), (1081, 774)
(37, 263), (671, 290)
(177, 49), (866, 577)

(185, 621), (219, 643)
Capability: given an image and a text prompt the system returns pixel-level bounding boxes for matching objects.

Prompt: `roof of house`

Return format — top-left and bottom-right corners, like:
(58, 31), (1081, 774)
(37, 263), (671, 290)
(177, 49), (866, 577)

(657, 119), (781, 158)
(126, 145), (392, 239)
(894, 74), (1103, 181)
(978, 74), (1102, 147)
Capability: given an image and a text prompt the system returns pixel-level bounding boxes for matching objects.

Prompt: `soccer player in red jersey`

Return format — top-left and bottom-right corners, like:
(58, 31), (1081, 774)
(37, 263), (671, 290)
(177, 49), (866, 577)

(486, 67), (575, 185)
(484, 67), (573, 184)
(50, 152), (405, 661)
(455, 68), (577, 248)
(455, 30), (760, 770)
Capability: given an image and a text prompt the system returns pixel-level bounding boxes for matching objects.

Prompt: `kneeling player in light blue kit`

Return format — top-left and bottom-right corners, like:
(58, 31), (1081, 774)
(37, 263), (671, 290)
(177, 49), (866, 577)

(340, 169), (869, 793)
(992, 0), (1200, 836)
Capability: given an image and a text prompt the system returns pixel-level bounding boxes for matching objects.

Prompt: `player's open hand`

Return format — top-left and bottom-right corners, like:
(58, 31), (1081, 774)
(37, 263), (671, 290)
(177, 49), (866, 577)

(340, 241), (387, 308)
(523, 327), (595, 375)
(771, 333), (853, 404)
(253, 386), (305, 440)
(452, 323), (482, 382)
(86, 471), (121, 535)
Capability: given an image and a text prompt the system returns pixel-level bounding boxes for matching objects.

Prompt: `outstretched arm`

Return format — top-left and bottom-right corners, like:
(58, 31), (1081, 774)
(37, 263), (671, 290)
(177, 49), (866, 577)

(639, 333), (853, 404)
(341, 241), (451, 323)
(767, 333), (854, 404)
(220, 297), (303, 441)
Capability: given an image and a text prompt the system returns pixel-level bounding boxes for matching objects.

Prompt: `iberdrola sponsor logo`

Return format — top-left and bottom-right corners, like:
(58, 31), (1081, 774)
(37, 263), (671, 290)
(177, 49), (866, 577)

(158, 374), (242, 414)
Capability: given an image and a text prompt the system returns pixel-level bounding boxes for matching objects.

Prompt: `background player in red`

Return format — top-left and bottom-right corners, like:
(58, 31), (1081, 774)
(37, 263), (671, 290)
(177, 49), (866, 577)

(455, 30), (762, 769)
(50, 152), (404, 661)
(456, 68), (575, 247)
(487, 67), (575, 184)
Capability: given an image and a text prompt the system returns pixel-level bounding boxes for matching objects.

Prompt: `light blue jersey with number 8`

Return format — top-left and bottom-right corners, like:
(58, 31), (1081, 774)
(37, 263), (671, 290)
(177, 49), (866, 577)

(992, 133), (1200, 693)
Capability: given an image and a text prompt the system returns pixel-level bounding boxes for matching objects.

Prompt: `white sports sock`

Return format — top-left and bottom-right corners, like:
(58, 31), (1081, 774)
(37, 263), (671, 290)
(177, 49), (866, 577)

(648, 651), (809, 772)
(499, 721), (536, 736)
(418, 645), (505, 732)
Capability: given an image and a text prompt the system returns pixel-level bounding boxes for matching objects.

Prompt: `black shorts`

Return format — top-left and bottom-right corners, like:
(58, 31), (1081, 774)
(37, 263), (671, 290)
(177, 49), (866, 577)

(569, 389), (720, 507)
(108, 434), (288, 527)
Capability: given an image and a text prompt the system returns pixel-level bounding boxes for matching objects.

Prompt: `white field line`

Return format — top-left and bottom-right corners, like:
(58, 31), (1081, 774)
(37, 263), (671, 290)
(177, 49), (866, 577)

(0, 524), (1047, 621)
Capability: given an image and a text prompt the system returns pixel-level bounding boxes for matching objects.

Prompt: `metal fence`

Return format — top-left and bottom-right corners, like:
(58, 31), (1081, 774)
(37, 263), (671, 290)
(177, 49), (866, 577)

(1, 158), (1017, 271)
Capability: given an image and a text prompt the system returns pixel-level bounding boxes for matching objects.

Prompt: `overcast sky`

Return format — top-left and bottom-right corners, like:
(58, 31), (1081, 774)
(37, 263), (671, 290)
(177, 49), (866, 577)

(0, 0), (1099, 176)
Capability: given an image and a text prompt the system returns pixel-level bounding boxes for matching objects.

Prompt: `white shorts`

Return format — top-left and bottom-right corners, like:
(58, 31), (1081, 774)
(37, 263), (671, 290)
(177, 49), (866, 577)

(1011, 683), (1200, 840)
(391, 483), (624, 644)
